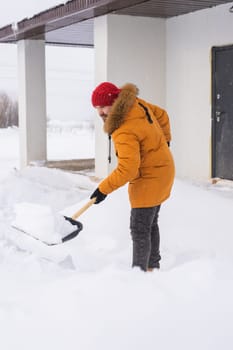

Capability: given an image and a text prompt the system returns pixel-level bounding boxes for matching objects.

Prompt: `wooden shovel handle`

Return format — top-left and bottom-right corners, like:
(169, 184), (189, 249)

(71, 197), (96, 220)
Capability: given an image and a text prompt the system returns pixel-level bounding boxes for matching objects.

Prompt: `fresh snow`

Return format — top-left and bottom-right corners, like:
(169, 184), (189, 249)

(0, 126), (233, 350)
(13, 202), (77, 244)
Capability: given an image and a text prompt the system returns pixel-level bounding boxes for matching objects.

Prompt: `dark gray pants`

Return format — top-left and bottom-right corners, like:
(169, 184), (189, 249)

(130, 206), (161, 271)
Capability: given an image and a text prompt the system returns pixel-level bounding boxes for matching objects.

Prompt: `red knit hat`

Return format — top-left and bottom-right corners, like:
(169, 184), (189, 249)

(91, 82), (121, 107)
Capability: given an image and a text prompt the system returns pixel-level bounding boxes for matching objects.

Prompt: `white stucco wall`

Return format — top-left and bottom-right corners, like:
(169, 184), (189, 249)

(106, 15), (166, 104)
(94, 14), (166, 178)
(166, 2), (233, 180)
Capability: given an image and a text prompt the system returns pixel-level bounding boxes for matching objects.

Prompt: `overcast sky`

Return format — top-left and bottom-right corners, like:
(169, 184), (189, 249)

(0, 1), (95, 122)
(0, 1), (63, 27)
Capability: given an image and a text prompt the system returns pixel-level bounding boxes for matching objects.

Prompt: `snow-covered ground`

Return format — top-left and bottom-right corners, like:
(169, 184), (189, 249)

(0, 126), (233, 350)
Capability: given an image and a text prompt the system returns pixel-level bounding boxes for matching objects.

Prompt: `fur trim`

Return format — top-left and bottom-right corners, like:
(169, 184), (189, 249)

(104, 83), (139, 134)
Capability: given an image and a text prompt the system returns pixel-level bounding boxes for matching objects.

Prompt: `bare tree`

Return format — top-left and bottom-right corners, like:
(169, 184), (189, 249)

(9, 99), (18, 126)
(0, 92), (18, 128)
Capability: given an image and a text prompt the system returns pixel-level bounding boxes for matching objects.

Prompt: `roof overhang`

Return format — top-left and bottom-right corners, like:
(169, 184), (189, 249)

(0, 0), (232, 47)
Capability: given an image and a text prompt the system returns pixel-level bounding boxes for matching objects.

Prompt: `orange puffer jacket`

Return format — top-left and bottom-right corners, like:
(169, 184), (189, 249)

(98, 83), (175, 208)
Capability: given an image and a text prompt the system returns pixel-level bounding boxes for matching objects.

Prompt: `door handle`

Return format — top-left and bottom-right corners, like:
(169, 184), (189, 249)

(215, 111), (225, 122)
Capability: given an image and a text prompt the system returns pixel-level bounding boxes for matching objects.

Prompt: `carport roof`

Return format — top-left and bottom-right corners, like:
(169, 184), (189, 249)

(0, 0), (232, 47)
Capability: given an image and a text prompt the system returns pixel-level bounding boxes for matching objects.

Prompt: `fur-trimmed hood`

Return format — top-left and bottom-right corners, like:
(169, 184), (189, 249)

(103, 83), (139, 135)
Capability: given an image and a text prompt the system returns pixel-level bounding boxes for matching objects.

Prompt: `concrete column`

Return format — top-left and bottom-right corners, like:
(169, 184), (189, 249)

(94, 14), (166, 178)
(17, 39), (47, 168)
(93, 16), (109, 178)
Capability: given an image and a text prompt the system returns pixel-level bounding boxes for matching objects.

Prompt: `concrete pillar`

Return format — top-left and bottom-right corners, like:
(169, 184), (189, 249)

(94, 14), (166, 178)
(17, 39), (47, 168)
(93, 16), (110, 178)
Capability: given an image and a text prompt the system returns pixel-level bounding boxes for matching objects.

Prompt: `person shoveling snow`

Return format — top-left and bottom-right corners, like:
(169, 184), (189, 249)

(90, 82), (175, 272)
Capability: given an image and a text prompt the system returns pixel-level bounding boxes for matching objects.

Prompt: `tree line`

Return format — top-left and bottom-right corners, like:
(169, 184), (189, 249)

(0, 92), (18, 128)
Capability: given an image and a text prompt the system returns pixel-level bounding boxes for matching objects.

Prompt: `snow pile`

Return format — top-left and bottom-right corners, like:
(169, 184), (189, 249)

(13, 202), (76, 244)
(47, 119), (94, 133)
(47, 124), (94, 160)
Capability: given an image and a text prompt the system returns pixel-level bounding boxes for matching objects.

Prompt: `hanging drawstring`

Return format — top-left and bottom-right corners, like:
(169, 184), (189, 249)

(138, 102), (153, 124)
(108, 134), (111, 163)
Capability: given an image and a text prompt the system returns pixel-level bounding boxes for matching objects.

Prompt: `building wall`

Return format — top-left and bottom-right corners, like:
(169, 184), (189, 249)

(166, 2), (233, 180)
(107, 15), (166, 105)
(94, 14), (166, 177)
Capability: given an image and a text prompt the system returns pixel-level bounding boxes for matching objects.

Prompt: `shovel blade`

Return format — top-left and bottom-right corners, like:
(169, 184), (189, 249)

(63, 216), (83, 242)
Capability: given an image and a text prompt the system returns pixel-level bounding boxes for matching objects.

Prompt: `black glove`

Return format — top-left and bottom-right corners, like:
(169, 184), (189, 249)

(90, 188), (107, 204)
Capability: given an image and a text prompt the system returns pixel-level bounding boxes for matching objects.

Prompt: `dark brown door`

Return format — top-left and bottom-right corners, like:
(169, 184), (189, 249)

(212, 45), (233, 180)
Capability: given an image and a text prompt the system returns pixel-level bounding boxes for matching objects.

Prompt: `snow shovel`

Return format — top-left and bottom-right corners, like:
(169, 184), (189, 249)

(12, 197), (96, 246)
(63, 197), (96, 243)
